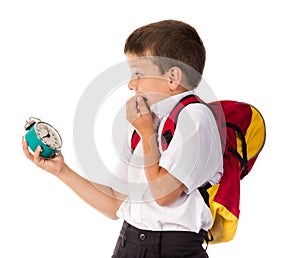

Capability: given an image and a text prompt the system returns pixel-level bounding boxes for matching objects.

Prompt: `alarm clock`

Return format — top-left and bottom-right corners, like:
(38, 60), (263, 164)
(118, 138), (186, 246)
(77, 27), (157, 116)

(24, 117), (62, 158)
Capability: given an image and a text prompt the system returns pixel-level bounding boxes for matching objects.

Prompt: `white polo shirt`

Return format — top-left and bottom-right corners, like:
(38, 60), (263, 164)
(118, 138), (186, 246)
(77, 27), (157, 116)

(112, 90), (223, 233)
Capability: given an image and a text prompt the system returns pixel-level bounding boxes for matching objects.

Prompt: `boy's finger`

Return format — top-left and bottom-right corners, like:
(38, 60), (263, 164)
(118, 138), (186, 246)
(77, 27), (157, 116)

(126, 96), (140, 123)
(136, 96), (150, 116)
(22, 136), (34, 161)
(33, 146), (42, 165)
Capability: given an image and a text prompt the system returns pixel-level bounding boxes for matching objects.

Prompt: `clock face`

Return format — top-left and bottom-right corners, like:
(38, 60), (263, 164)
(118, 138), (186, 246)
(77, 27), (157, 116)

(35, 122), (62, 149)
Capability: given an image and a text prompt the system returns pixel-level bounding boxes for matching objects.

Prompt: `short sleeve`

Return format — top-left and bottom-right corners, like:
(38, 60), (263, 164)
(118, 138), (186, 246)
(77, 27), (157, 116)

(159, 104), (223, 194)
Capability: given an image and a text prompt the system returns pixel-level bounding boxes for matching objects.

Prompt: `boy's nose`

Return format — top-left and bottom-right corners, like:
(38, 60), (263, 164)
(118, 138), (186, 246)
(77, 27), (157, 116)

(128, 79), (137, 91)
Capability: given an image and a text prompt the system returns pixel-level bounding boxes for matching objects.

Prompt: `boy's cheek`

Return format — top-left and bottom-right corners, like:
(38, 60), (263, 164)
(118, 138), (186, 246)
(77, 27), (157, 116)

(143, 92), (169, 106)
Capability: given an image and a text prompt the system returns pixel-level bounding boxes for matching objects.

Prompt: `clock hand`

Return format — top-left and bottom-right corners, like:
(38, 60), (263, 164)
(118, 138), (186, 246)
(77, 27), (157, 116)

(42, 129), (50, 138)
(42, 127), (51, 138)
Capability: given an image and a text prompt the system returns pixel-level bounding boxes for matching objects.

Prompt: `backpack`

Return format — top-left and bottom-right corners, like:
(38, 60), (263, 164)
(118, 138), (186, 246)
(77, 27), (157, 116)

(131, 94), (266, 244)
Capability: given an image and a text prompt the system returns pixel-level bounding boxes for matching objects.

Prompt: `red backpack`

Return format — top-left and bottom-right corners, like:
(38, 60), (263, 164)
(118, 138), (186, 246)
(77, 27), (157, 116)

(131, 94), (266, 244)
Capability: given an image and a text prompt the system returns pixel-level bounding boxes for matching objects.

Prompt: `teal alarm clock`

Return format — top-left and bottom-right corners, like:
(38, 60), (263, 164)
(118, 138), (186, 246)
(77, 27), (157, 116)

(24, 117), (62, 158)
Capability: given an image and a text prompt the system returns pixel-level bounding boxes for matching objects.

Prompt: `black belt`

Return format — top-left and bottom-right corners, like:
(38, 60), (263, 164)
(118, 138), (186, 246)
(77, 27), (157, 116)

(122, 221), (207, 247)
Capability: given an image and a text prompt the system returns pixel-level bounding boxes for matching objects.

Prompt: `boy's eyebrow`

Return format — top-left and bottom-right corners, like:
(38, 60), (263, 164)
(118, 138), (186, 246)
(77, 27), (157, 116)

(129, 64), (142, 70)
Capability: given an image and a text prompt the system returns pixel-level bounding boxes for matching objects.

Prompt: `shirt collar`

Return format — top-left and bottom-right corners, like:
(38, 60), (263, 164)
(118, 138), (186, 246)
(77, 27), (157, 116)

(150, 90), (195, 119)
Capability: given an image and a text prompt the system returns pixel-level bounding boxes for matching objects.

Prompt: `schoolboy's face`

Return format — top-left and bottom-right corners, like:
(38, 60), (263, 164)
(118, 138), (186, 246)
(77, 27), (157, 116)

(127, 54), (172, 106)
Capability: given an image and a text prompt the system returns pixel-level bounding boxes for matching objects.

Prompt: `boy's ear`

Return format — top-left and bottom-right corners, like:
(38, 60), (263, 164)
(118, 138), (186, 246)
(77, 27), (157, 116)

(168, 67), (182, 91)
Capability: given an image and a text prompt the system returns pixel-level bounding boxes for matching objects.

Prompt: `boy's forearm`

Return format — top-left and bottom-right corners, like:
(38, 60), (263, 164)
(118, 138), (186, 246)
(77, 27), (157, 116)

(57, 165), (125, 220)
(141, 134), (185, 206)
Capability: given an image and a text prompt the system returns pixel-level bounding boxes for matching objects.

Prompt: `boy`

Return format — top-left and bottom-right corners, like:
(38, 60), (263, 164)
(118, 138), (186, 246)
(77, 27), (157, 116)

(22, 20), (223, 257)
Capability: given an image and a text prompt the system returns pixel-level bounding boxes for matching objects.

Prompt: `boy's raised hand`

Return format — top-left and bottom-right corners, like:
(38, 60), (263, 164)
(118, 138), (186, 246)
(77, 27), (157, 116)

(126, 95), (154, 136)
(22, 136), (66, 177)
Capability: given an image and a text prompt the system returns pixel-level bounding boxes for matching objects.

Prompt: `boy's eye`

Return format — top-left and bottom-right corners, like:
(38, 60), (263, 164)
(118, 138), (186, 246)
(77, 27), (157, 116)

(135, 72), (142, 79)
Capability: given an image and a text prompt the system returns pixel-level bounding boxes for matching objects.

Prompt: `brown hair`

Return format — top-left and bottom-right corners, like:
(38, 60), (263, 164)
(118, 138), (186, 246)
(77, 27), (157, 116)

(124, 20), (206, 88)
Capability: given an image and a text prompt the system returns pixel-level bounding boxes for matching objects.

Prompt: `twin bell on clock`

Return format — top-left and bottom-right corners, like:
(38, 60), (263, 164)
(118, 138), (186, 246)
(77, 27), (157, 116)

(24, 117), (62, 159)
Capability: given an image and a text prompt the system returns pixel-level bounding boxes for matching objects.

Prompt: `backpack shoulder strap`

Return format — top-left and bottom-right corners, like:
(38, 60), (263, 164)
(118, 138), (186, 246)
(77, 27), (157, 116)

(131, 130), (140, 152)
(161, 94), (203, 151)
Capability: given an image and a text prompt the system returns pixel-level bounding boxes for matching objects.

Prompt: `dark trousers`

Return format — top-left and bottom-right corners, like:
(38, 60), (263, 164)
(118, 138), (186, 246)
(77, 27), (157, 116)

(112, 221), (209, 258)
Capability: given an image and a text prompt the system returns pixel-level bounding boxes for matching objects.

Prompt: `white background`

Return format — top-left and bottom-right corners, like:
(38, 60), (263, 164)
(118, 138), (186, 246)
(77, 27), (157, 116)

(1, 0), (299, 257)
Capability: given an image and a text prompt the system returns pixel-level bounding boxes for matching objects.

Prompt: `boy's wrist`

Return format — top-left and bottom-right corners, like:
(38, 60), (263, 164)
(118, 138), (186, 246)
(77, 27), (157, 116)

(140, 130), (155, 140)
(56, 163), (70, 179)
(141, 133), (160, 167)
